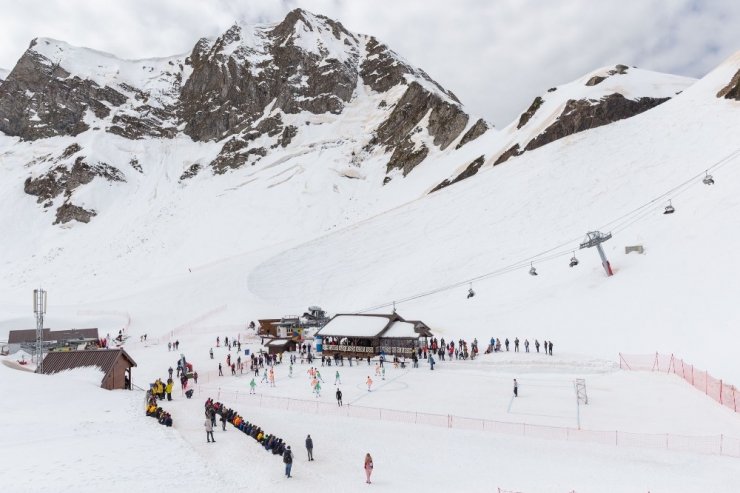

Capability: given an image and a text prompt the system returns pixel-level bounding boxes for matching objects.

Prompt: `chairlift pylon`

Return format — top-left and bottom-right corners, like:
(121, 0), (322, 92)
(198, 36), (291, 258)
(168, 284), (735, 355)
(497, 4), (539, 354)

(663, 199), (675, 215)
(569, 252), (579, 268)
(703, 171), (715, 185)
(529, 263), (538, 276)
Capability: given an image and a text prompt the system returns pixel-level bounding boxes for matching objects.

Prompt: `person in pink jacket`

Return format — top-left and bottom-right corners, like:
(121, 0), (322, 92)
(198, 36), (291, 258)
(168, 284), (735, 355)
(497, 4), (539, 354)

(364, 453), (374, 484)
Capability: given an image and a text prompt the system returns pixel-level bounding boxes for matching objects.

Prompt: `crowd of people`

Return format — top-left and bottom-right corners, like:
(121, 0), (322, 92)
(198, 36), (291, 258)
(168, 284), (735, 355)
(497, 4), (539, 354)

(145, 391), (173, 426)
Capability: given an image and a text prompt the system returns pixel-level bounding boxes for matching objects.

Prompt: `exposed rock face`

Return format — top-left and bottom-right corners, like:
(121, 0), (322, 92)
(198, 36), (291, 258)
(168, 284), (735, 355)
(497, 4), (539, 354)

(717, 69), (740, 100)
(375, 81), (469, 174)
(586, 65), (629, 87)
(586, 75), (606, 87)
(430, 155), (485, 192)
(455, 118), (490, 149)
(517, 97), (544, 129)
(0, 40), (127, 139)
(181, 10), (359, 142)
(524, 94), (669, 152)
(54, 202), (96, 224)
(179, 163), (202, 181)
(24, 157), (125, 205)
(493, 144), (521, 165)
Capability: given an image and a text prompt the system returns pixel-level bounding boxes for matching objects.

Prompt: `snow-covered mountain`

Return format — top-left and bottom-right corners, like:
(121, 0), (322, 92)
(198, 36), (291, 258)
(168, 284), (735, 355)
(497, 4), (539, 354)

(1, 9), (740, 381)
(0, 9), (486, 226)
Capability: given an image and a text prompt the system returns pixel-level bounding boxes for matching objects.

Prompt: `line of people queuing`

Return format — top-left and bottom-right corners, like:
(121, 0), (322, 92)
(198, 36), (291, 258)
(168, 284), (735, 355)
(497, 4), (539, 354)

(484, 337), (554, 355)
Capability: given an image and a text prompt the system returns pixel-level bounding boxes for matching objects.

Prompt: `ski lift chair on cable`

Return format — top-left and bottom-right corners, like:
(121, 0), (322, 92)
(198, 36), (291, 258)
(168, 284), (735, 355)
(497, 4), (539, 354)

(529, 263), (538, 276)
(663, 200), (675, 215)
(703, 172), (715, 185)
(467, 282), (475, 299)
(569, 252), (579, 267)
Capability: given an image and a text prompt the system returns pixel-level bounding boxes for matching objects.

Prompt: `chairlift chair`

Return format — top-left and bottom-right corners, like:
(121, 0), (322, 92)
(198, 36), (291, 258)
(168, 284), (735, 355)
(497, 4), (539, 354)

(467, 288), (475, 299)
(529, 263), (538, 276)
(703, 172), (715, 185)
(663, 200), (675, 215)
(569, 252), (579, 267)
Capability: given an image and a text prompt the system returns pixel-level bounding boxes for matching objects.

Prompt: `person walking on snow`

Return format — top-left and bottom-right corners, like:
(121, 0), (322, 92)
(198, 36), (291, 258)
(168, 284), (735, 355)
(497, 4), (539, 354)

(314, 381), (322, 398)
(283, 446), (293, 478)
(505, 338), (510, 351)
(375, 363), (381, 376)
(249, 378), (257, 394)
(514, 338), (520, 352)
(548, 340), (553, 355)
(220, 413), (227, 431)
(334, 370), (341, 385)
(535, 340), (540, 353)
(524, 339), (530, 353)
(366, 376), (373, 392)
(306, 434), (314, 461)
(210, 348), (214, 359)
(336, 388), (343, 406)
(261, 368), (269, 383)
(364, 453), (374, 484)
(218, 363), (223, 376)
(513, 378), (518, 397)
(269, 368), (276, 387)
(315, 370), (324, 383)
(205, 418), (215, 443)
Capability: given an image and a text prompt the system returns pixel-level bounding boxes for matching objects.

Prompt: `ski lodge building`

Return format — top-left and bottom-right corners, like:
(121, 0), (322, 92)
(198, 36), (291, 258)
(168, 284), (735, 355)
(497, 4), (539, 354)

(39, 349), (137, 390)
(315, 313), (432, 357)
(6, 328), (99, 354)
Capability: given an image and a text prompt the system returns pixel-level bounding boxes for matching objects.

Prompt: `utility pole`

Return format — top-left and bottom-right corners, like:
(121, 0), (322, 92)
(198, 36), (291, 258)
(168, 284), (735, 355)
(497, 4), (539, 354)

(33, 288), (47, 372)
(579, 231), (613, 276)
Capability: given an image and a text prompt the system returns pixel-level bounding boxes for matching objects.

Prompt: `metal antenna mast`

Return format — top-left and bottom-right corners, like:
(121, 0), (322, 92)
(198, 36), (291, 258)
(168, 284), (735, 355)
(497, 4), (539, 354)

(33, 288), (47, 372)
(579, 231), (613, 276)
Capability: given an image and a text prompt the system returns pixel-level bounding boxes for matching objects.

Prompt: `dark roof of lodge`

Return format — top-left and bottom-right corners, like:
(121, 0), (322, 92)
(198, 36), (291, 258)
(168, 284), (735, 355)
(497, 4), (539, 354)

(40, 349), (137, 379)
(8, 328), (99, 344)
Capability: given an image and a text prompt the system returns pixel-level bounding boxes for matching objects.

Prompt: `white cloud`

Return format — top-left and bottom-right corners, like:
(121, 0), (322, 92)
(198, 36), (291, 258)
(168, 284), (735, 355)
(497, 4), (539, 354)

(0, 0), (738, 126)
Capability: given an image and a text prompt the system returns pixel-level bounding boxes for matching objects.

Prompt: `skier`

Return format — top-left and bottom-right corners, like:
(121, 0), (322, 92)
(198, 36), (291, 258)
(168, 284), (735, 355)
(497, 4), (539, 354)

(261, 368), (269, 383)
(218, 363), (223, 376)
(505, 338), (510, 351)
(165, 379), (173, 401)
(306, 434), (314, 461)
(336, 388), (343, 406)
(334, 370), (341, 385)
(249, 378), (257, 394)
(210, 348), (214, 359)
(524, 339), (530, 353)
(205, 418), (215, 443)
(366, 376), (373, 392)
(283, 446), (293, 478)
(315, 370), (324, 383)
(314, 381), (322, 398)
(429, 355), (435, 371)
(548, 341), (553, 355)
(168, 366), (173, 379)
(513, 378), (518, 397)
(168, 342), (172, 352)
(220, 413), (227, 431)
(216, 336), (220, 347)
(535, 340), (540, 353)
(514, 338), (520, 352)
(364, 453), (374, 484)
(269, 368), (276, 387)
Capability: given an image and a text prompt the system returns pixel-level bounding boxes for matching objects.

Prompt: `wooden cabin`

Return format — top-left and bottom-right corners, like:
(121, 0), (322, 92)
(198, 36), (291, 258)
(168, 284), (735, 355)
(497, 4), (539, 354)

(316, 313), (432, 358)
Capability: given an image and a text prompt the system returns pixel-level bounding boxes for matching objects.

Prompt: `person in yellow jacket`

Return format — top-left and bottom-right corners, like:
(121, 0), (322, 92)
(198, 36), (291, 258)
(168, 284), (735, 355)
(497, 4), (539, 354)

(165, 379), (174, 401)
(257, 431), (264, 442)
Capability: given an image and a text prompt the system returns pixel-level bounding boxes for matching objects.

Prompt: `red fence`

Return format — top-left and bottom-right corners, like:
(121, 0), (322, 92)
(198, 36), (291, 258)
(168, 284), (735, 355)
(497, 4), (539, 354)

(188, 384), (740, 458)
(619, 353), (739, 413)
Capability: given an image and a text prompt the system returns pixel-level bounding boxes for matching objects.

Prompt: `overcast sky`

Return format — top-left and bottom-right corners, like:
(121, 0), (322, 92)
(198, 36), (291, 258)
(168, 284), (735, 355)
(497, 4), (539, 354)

(1, 0), (738, 126)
